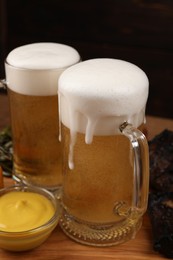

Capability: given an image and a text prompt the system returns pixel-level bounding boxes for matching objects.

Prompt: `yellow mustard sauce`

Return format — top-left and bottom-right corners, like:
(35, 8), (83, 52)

(0, 191), (55, 232)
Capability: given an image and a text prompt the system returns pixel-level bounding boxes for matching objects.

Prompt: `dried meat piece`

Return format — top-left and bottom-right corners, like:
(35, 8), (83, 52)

(149, 129), (173, 192)
(149, 129), (173, 258)
(0, 127), (13, 177)
(148, 192), (173, 258)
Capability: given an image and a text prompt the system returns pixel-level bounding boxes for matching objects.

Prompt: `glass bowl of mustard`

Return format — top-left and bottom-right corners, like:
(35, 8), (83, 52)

(0, 185), (61, 251)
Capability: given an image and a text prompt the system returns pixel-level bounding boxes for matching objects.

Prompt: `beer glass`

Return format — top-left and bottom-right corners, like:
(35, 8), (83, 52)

(0, 43), (80, 190)
(58, 58), (149, 246)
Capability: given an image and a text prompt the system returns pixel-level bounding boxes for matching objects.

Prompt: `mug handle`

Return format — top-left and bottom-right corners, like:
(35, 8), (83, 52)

(0, 79), (7, 90)
(119, 121), (149, 216)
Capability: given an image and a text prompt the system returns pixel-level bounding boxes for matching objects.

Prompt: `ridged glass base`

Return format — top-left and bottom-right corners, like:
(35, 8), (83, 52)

(59, 209), (142, 247)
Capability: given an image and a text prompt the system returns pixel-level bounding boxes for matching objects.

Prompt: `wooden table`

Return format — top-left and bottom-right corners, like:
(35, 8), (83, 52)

(1, 93), (173, 259)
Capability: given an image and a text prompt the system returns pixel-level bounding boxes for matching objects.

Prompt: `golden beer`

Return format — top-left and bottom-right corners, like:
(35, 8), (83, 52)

(59, 58), (149, 246)
(5, 43), (80, 189)
(61, 123), (148, 223)
(8, 89), (62, 188)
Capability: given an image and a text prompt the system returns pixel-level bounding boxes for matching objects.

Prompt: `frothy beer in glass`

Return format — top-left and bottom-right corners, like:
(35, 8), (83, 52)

(5, 43), (80, 190)
(59, 59), (149, 246)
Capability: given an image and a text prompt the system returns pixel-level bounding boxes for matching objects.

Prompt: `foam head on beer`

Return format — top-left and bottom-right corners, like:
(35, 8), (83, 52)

(58, 58), (149, 168)
(5, 43), (80, 187)
(5, 42), (80, 95)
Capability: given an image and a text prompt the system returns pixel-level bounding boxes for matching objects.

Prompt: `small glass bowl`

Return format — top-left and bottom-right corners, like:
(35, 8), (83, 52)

(0, 185), (61, 251)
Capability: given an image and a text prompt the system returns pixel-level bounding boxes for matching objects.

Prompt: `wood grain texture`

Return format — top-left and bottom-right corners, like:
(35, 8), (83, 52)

(1, 93), (173, 259)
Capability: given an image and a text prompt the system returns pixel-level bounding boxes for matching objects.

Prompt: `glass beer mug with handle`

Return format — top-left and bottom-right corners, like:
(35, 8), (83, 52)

(58, 58), (149, 246)
(0, 42), (80, 190)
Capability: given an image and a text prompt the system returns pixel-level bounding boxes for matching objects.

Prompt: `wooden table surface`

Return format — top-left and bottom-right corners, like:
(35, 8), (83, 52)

(1, 93), (173, 259)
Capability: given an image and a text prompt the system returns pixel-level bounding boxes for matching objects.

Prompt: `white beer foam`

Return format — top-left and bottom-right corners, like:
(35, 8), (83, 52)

(59, 58), (149, 132)
(5, 43), (80, 95)
(59, 59), (149, 168)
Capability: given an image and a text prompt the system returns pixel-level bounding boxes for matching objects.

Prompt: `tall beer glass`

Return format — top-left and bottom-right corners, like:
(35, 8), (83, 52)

(2, 43), (80, 190)
(58, 59), (149, 246)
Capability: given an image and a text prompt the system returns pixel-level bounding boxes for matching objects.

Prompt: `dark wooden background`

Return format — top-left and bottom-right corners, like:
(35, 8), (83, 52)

(0, 0), (173, 119)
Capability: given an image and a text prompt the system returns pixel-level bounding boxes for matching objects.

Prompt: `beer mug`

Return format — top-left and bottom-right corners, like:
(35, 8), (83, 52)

(0, 43), (80, 190)
(58, 58), (149, 246)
